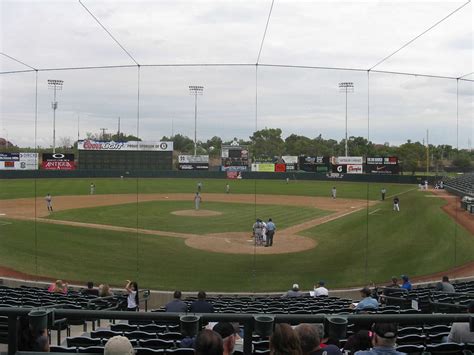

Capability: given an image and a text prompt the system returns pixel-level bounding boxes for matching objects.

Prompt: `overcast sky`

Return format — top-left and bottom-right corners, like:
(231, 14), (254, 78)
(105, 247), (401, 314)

(0, 0), (472, 149)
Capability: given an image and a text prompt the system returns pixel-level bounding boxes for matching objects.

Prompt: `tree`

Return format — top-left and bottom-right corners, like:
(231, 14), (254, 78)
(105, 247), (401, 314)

(58, 136), (73, 149)
(397, 140), (425, 175)
(161, 134), (194, 153)
(249, 128), (284, 158)
(110, 133), (141, 141)
(452, 152), (472, 172)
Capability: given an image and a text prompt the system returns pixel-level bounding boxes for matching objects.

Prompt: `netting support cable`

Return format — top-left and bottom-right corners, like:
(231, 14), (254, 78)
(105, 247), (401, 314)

(369, 0), (471, 71)
(34, 70), (39, 279)
(0, 52), (37, 70)
(365, 70), (370, 283)
(78, 0), (139, 66)
(136, 65), (141, 281)
(458, 72), (473, 79)
(256, 0), (275, 64)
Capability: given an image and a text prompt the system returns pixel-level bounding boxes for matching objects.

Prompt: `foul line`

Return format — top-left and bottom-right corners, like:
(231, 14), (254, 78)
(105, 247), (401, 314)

(386, 186), (418, 200)
(368, 208), (381, 215)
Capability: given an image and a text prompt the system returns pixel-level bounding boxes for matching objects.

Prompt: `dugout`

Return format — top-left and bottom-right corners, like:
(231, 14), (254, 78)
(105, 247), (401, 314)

(77, 140), (173, 171)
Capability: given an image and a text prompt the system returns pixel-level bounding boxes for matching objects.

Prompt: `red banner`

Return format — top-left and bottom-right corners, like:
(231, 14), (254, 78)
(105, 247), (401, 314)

(275, 163), (286, 172)
(226, 171), (242, 179)
(42, 161), (76, 170)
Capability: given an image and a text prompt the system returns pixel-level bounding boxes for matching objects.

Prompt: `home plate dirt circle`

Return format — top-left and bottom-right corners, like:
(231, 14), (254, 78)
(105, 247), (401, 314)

(185, 232), (317, 255)
(171, 209), (223, 217)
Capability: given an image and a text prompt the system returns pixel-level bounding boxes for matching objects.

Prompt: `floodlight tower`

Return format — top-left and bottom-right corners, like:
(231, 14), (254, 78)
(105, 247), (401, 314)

(189, 85), (204, 156)
(338, 82), (354, 157)
(48, 80), (64, 153)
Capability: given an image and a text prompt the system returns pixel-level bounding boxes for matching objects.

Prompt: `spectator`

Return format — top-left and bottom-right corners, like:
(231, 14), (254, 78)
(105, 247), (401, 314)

(190, 291), (214, 313)
(270, 323), (302, 355)
(313, 281), (329, 297)
(447, 301), (474, 343)
(352, 287), (378, 312)
(194, 329), (223, 355)
(48, 280), (68, 294)
(104, 335), (134, 355)
(82, 281), (99, 296)
(295, 323), (342, 355)
(213, 322), (237, 355)
(283, 283), (303, 298)
(400, 275), (412, 291)
(98, 284), (113, 297)
(344, 330), (372, 353)
(355, 323), (404, 355)
(435, 276), (455, 293)
(382, 277), (400, 298)
(17, 316), (49, 352)
(125, 280), (139, 311)
(165, 290), (187, 312)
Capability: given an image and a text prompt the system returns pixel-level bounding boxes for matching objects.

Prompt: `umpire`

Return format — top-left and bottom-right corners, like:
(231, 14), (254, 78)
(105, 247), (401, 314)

(265, 218), (276, 247)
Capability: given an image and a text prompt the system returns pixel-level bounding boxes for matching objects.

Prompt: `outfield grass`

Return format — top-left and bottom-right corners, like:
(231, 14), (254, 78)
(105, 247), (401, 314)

(48, 201), (330, 234)
(0, 177), (412, 201)
(0, 186), (472, 291)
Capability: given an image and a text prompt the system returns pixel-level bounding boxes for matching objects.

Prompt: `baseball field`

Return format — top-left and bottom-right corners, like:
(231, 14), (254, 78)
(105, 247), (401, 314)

(0, 177), (473, 292)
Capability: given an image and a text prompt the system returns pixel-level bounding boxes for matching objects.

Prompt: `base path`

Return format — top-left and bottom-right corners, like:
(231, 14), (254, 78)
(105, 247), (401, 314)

(0, 193), (372, 255)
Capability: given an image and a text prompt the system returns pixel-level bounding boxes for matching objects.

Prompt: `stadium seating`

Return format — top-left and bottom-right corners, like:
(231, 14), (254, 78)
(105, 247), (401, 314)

(445, 174), (474, 197)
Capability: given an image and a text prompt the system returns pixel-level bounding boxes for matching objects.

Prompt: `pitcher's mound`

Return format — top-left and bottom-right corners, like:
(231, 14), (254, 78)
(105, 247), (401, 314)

(171, 209), (222, 217)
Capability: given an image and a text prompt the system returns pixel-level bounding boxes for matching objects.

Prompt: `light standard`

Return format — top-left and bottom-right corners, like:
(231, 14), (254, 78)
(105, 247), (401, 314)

(338, 82), (354, 157)
(189, 85), (204, 156)
(48, 79), (64, 153)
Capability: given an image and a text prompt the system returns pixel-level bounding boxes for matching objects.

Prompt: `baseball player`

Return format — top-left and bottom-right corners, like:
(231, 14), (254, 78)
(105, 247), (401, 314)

(331, 186), (337, 199)
(90, 182), (95, 195)
(286, 177), (290, 184)
(194, 192), (202, 210)
(252, 219), (264, 246)
(381, 187), (386, 201)
(45, 193), (53, 212)
(197, 181), (202, 193)
(393, 196), (400, 212)
(225, 183), (230, 194)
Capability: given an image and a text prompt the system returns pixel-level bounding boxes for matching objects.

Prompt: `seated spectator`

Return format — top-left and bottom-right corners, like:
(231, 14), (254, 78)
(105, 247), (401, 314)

(17, 316), (49, 352)
(435, 276), (455, 293)
(165, 290), (187, 312)
(295, 323), (341, 355)
(313, 281), (329, 297)
(343, 330), (372, 353)
(82, 281), (99, 296)
(194, 329), (223, 355)
(283, 283), (303, 298)
(213, 322), (237, 355)
(48, 280), (68, 294)
(383, 277), (400, 295)
(190, 291), (214, 313)
(400, 275), (412, 291)
(104, 335), (134, 355)
(355, 323), (404, 355)
(270, 323), (302, 355)
(447, 301), (474, 343)
(352, 287), (379, 312)
(98, 283), (114, 297)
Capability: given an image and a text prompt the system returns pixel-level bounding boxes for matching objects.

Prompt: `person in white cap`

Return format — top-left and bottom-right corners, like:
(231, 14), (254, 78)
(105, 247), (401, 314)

(104, 336), (134, 355)
(282, 283), (303, 297)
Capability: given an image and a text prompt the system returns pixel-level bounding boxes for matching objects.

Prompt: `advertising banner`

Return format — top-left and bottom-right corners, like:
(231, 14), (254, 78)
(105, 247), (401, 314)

(346, 164), (363, 174)
(0, 153), (38, 170)
(221, 145), (249, 171)
(366, 157), (399, 174)
(281, 156), (298, 164)
(331, 156), (364, 165)
(42, 153), (75, 170)
(178, 155), (209, 170)
(78, 140), (173, 151)
(226, 171), (242, 179)
(275, 163), (286, 172)
(332, 165), (347, 174)
(299, 156), (330, 172)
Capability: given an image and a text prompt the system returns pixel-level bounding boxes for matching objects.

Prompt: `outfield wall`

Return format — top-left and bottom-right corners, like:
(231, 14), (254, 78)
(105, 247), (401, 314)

(0, 169), (426, 184)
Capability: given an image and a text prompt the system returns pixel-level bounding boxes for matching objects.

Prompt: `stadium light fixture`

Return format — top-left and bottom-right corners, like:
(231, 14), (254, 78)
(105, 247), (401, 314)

(338, 82), (354, 157)
(189, 85), (204, 156)
(48, 79), (64, 154)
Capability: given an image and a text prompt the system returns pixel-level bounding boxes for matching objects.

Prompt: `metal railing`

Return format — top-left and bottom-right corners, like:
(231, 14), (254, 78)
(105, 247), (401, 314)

(1, 307), (473, 355)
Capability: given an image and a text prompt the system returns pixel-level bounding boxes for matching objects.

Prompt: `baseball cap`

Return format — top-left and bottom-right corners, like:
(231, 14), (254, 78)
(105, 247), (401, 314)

(293, 283), (299, 290)
(401, 275), (409, 281)
(104, 336), (134, 355)
(318, 280), (325, 286)
(372, 323), (398, 339)
(213, 322), (235, 339)
(360, 287), (371, 296)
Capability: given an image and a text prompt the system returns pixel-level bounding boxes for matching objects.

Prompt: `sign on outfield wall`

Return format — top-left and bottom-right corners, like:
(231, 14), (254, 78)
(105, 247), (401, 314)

(366, 157), (398, 165)
(178, 155), (209, 170)
(42, 153), (76, 170)
(299, 156), (330, 172)
(346, 164), (363, 174)
(331, 156), (364, 165)
(251, 163), (275, 172)
(0, 153), (38, 170)
(78, 140), (173, 151)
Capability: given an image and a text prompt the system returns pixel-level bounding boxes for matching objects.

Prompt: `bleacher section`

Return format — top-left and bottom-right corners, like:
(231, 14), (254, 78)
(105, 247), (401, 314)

(445, 174), (474, 197)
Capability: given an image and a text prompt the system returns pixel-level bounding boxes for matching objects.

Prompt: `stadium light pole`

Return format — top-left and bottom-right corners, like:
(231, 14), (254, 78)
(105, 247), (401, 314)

(189, 85), (204, 156)
(338, 82), (354, 157)
(48, 79), (64, 154)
